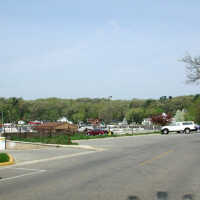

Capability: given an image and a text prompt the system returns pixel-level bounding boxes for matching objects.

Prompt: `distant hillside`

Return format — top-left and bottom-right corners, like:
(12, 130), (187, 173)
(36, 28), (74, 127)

(0, 94), (200, 123)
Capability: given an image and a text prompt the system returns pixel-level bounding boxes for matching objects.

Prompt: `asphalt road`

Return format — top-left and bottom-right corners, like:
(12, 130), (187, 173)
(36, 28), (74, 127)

(1, 133), (200, 200)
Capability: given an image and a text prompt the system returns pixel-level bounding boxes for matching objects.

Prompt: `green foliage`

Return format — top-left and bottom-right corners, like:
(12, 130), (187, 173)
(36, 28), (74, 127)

(125, 108), (145, 123)
(0, 95), (199, 124)
(185, 98), (200, 123)
(175, 110), (185, 122)
(10, 135), (78, 145)
(0, 153), (9, 163)
(10, 132), (160, 143)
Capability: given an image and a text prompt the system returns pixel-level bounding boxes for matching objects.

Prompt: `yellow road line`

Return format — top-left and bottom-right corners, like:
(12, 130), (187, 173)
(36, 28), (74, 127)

(139, 149), (174, 166)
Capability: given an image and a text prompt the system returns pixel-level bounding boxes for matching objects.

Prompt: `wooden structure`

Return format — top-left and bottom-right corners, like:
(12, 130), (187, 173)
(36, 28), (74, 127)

(87, 119), (101, 126)
(55, 123), (77, 133)
(35, 122), (78, 134)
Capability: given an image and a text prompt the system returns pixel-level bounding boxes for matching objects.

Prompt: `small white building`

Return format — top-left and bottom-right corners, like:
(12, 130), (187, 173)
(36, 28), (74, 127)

(18, 120), (25, 125)
(118, 117), (128, 127)
(2, 123), (18, 133)
(142, 118), (152, 126)
(57, 117), (73, 124)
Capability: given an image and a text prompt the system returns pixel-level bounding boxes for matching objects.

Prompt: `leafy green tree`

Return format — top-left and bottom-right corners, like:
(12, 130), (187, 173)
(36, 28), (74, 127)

(72, 112), (85, 123)
(98, 105), (113, 123)
(174, 110), (185, 122)
(0, 95), (198, 124)
(125, 108), (145, 124)
(185, 98), (200, 123)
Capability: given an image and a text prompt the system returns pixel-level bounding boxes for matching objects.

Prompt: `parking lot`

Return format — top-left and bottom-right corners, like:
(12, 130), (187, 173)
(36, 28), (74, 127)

(1, 133), (200, 200)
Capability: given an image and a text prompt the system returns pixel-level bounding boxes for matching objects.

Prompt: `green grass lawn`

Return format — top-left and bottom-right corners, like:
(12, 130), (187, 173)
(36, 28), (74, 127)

(0, 153), (9, 163)
(10, 131), (160, 144)
(71, 131), (160, 140)
(10, 135), (79, 145)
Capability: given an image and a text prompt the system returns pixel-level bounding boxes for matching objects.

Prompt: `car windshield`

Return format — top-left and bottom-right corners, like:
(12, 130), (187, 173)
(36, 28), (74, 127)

(169, 123), (177, 126)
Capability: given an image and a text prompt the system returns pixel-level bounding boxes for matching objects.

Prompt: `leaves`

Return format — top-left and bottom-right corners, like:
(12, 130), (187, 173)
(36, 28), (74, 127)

(0, 95), (199, 124)
(151, 114), (172, 126)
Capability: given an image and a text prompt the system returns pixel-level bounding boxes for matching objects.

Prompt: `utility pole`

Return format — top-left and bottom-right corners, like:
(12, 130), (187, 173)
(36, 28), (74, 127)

(1, 111), (3, 135)
(108, 96), (112, 124)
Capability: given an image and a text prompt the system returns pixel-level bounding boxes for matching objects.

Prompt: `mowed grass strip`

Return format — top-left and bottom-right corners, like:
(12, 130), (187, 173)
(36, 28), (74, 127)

(10, 135), (79, 145)
(10, 131), (160, 144)
(0, 153), (9, 163)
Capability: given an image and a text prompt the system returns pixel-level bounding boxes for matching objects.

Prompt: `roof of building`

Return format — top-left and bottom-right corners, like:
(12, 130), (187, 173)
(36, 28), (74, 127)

(35, 122), (77, 131)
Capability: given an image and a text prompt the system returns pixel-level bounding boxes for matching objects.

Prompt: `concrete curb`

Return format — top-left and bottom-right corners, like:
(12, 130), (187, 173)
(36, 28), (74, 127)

(0, 153), (15, 166)
(7, 140), (104, 151)
(59, 144), (105, 151)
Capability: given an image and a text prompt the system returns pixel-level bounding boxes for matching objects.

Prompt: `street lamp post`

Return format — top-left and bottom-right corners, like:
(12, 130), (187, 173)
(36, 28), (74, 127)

(108, 96), (112, 124)
(1, 111), (3, 124)
(1, 111), (3, 135)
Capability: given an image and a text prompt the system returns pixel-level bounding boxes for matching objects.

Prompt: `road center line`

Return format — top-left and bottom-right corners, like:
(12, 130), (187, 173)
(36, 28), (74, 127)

(139, 149), (174, 166)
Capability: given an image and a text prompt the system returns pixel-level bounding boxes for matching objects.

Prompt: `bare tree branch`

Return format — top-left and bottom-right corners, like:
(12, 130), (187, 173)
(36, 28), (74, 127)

(181, 54), (200, 84)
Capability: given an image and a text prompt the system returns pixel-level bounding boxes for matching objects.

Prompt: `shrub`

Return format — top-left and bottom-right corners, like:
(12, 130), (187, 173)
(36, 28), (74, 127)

(151, 113), (172, 126)
(0, 153), (9, 163)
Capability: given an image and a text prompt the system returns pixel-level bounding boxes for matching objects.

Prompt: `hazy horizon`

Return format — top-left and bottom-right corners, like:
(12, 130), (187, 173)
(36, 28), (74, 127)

(0, 94), (198, 101)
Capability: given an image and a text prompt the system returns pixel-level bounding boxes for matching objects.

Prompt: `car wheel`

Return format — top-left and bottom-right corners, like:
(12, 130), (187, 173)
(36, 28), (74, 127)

(184, 128), (190, 134)
(162, 129), (169, 134)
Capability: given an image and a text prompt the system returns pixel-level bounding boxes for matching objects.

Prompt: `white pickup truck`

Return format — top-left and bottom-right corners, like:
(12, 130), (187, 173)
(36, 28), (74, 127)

(161, 121), (197, 134)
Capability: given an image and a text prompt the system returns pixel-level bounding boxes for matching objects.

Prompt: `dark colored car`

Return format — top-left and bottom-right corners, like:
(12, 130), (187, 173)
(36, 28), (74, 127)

(195, 124), (200, 132)
(87, 129), (108, 136)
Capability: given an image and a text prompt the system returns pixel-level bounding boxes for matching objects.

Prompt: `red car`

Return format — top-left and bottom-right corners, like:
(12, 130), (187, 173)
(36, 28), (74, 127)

(87, 129), (108, 136)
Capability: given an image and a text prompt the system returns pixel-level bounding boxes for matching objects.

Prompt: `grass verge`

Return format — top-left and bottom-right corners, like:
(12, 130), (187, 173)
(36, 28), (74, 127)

(10, 135), (78, 145)
(10, 131), (160, 143)
(0, 153), (10, 163)
(71, 131), (160, 140)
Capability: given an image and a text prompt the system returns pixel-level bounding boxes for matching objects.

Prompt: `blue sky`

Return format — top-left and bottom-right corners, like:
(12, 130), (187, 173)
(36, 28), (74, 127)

(1, 0), (200, 100)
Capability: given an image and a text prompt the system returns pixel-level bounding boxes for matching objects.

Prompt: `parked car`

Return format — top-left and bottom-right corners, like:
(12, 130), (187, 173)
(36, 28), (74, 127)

(87, 129), (108, 136)
(161, 121), (197, 134)
(78, 126), (94, 132)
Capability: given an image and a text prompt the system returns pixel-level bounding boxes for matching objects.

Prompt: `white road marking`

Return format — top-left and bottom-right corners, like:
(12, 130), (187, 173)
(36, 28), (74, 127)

(14, 167), (45, 171)
(0, 151), (98, 182)
(4, 148), (53, 152)
(0, 169), (46, 182)
(0, 150), (100, 171)
(14, 150), (97, 167)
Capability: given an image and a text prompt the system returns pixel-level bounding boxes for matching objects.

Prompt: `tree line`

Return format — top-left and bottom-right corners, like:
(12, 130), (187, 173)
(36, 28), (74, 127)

(0, 95), (200, 124)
